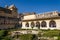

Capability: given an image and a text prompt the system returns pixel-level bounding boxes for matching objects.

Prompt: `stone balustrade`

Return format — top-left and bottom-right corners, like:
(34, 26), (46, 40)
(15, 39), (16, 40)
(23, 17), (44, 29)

(36, 11), (59, 19)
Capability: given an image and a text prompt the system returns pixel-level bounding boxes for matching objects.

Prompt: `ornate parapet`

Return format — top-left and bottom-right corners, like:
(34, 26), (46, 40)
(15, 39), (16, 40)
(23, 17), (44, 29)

(36, 11), (59, 19)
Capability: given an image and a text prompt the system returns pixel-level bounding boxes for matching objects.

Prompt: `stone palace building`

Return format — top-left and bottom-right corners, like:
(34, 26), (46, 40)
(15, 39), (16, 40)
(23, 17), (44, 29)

(20, 11), (60, 30)
(0, 5), (19, 29)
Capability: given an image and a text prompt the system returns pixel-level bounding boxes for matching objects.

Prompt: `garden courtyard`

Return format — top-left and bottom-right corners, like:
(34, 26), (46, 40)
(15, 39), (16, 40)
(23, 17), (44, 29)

(0, 29), (60, 40)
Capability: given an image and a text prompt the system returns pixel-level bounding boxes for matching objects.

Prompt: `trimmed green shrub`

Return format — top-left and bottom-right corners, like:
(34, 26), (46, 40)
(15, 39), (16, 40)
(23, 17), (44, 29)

(20, 34), (33, 40)
(38, 30), (60, 37)
(20, 34), (38, 40)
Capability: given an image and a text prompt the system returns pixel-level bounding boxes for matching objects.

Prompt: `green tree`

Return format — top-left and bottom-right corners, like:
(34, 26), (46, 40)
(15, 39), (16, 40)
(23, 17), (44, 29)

(0, 30), (11, 40)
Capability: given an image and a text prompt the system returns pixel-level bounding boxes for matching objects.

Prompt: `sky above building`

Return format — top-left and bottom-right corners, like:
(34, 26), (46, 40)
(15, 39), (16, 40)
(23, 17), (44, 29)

(0, 0), (60, 14)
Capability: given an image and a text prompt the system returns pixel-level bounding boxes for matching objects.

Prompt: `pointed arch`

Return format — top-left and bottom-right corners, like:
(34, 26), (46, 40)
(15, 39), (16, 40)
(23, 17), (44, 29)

(31, 22), (35, 28)
(49, 20), (56, 27)
(41, 21), (47, 27)
(25, 22), (29, 27)
(36, 21), (40, 28)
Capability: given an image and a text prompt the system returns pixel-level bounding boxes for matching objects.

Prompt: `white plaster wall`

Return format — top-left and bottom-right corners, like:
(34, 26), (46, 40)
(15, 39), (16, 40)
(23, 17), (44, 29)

(22, 22), (26, 29)
(23, 15), (36, 20)
(54, 19), (60, 30)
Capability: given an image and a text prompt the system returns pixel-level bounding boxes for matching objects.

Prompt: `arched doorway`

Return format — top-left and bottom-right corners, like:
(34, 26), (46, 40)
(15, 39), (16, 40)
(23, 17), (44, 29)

(36, 21), (40, 29)
(25, 22), (29, 27)
(31, 22), (35, 29)
(49, 20), (56, 27)
(41, 21), (47, 27)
